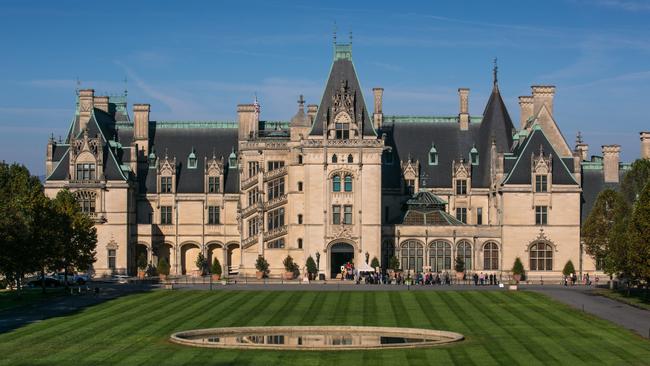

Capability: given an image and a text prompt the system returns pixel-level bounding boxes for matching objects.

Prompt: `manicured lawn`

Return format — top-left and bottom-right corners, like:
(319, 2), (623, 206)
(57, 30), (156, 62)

(0, 288), (66, 312)
(0, 290), (648, 365)
(594, 288), (650, 311)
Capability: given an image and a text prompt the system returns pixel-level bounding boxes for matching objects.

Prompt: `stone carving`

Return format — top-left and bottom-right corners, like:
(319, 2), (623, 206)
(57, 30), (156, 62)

(333, 225), (353, 239)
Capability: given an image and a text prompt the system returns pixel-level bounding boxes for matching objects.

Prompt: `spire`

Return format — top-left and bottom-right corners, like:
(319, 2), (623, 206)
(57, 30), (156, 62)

(576, 131), (583, 145)
(291, 94), (310, 127)
(492, 58), (498, 89)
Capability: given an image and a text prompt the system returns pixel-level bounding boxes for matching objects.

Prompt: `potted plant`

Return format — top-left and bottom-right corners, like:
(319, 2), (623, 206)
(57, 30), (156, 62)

(195, 252), (207, 277)
(283, 255), (297, 280)
(389, 255), (400, 272)
(305, 256), (318, 280)
(454, 254), (465, 280)
(512, 257), (525, 283)
(370, 257), (380, 271)
(210, 258), (222, 281)
(157, 257), (170, 281)
(255, 256), (269, 279)
(137, 253), (147, 279)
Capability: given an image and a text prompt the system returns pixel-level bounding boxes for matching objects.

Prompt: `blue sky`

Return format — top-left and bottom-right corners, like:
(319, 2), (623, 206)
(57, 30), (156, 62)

(1, 0), (650, 175)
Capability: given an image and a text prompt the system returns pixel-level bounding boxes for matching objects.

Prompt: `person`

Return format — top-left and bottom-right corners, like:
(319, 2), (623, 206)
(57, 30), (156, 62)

(585, 272), (591, 286)
(563, 276), (568, 286)
(473, 273), (479, 286)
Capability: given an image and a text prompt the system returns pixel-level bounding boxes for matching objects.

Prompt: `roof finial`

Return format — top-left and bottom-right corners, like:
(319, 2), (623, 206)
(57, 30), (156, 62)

(123, 76), (128, 96)
(333, 22), (337, 44)
(349, 31), (353, 44)
(492, 57), (498, 88)
(75, 77), (80, 96)
(576, 131), (583, 145)
(298, 94), (305, 110)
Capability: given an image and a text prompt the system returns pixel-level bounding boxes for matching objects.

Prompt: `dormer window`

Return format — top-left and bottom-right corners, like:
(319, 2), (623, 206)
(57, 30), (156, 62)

(470, 146), (479, 165)
(187, 148), (197, 169)
(535, 174), (548, 192)
(208, 176), (220, 193)
(161, 176), (172, 193)
(76, 163), (96, 180)
(334, 112), (351, 139)
(428, 144), (438, 165)
(148, 150), (157, 169)
(228, 150), (237, 169)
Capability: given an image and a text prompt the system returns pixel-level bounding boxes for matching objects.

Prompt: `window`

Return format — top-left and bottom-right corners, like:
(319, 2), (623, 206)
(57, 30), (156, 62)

(401, 240), (424, 273)
(457, 241), (472, 270)
(208, 176), (220, 193)
(332, 175), (341, 192)
(332, 205), (341, 224)
(332, 154), (338, 163)
(148, 153), (157, 169)
(456, 179), (467, 195)
(335, 122), (349, 139)
(298, 155), (303, 164)
(298, 182), (303, 191)
(108, 249), (116, 270)
(343, 205), (353, 225)
(298, 214), (303, 224)
(267, 178), (285, 200)
(347, 154), (353, 163)
(76, 192), (96, 214)
(160, 206), (172, 225)
(248, 161), (260, 177)
(267, 161), (284, 172)
(248, 218), (259, 236)
(428, 145), (438, 165)
(535, 175), (548, 192)
(267, 335), (285, 345)
(298, 238), (303, 249)
(187, 151), (197, 169)
(161, 176), (172, 193)
(267, 238), (285, 249)
(535, 206), (548, 225)
(530, 242), (553, 271)
(267, 208), (285, 230)
(429, 240), (452, 272)
(476, 207), (483, 225)
(344, 175), (353, 192)
(248, 188), (259, 206)
(76, 163), (96, 180)
(405, 179), (415, 195)
(208, 206), (220, 225)
(229, 151), (237, 168)
(483, 242), (499, 270)
(456, 207), (467, 224)
(469, 147), (479, 165)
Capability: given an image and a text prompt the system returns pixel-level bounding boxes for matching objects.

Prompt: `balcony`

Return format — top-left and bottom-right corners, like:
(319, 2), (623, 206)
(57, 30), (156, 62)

(264, 194), (288, 211)
(263, 166), (288, 182)
(242, 234), (259, 249)
(241, 175), (259, 190)
(241, 202), (262, 219)
(263, 225), (288, 242)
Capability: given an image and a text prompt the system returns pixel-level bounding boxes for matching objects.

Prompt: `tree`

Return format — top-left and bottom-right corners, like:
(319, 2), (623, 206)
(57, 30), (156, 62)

(210, 258), (222, 276)
(157, 258), (170, 276)
(562, 260), (576, 277)
(255, 256), (269, 273)
(621, 159), (650, 204)
(627, 182), (650, 298)
(454, 254), (465, 273)
(582, 189), (629, 277)
(283, 255), (299, 276)
(389, 255), (400, 272)
(305, 256), (317, 278)
(512, 257), (525, 282)
(137, 253), (148, 272)
(370, 256), (380, 270)
(195, 252), (207, 275)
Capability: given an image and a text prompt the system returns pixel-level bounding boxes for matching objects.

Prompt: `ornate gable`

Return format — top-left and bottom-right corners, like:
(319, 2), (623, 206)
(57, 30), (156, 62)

(69, 129), (104, 180)
(327, 80), (360, 140)
(453, 159), (471, 179)
(158, 152), (176, 176)
(532, 144), (552, 175)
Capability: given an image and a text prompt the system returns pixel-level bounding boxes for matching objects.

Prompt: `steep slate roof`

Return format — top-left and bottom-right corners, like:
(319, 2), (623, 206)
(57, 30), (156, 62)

(310, 49), (375, 137)
(580, 168), (625, 223)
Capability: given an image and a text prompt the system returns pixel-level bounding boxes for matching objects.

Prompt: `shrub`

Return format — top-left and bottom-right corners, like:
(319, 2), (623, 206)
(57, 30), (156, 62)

(157, 258), (170, 276)
(512, 257), (525, 279)
(305, 256), (318, 275)
(562, 260), (576, 277)
(283, 255), (297, 273)
(370, 257), (380, 269)
(454, 254), (465, 273)
(211, 258), (222, 276)
(389, 255), (400, 271)
(255, 256), (269, 273)
(137, 253), (148, 271)
(195, 252), (207, 273)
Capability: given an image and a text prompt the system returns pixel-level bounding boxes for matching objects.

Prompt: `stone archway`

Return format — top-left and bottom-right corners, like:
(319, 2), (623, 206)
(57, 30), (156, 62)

(329, 242), (355, 279)
(180, 242), (201, 275)
(226, 242), (240, 275)
(206, 242), (224, 268)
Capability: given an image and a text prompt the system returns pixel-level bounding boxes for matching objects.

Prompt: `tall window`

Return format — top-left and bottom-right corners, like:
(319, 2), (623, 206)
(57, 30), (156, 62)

(76, 191), (96, 214)
(456, 207), (467, 224)
(335, 122), (350, 139)
(344, 175), (353, 192)
(297, 214), (303, 224)
(535, 206), (548, 225)
(248, 161), (260, 177)
(332, 175), (341, 192)
(401, 240), (424, 273)
(76, 163), (96, 180)
(343, 205), (353, 225)
(108, 249), (116, 270)
(267, 178), (285, 200)
(429, 240), (452, 272)
(267, 208), (285, 230)
(530, 242), (553, 271)
(298, 155), (303, 164)
(456, 179), (467, 195)
(483, 242), (499, 270)
(298, 182), (303, 191)
(268, 238), (285, 249)
(332, 205), (341, 224)
(208, 206), (220, 225)
(161, 176), (172, 193)
(160, 206), (172, 225)
(208, 176), (220, 193)
(405, 179), (415, 195)
(297, 238), (303, 249)
(476, 207), (483, 225)
(457, 241), (472, 270)
(535, 175), (548, 192)
(267, 161), (284, 172)
(347, 154), (353, 163)
(248, 218), (258, 236)
(248, 188), (259, 206)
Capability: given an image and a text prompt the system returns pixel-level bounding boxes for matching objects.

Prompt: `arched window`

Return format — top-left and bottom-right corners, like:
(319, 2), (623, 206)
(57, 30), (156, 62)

(187, 148), (197, 169)
(429, 240), (452, 272)
(469, 146), (479, 165)
(483, 242), (499, 270)
(347, 154), (353, 163)
(400, 240), (423, 273)
(530, 242), (553, 271)
(344, 175), (352, 192)
(332, 154), (338, 163)
(332, 175), (341, 192)
(74, 190), (96, 215)
(456, 240), (472, 270)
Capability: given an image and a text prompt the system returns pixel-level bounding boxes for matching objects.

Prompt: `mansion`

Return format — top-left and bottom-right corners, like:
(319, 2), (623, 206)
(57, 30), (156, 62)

(44, 41), (650, 279)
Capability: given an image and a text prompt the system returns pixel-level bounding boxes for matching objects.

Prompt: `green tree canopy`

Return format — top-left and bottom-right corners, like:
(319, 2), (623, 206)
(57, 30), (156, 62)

(370, 256), (380, 269)
(627, 182), (650, 287)
(562, 260), (576, 276)
(305, 256), (317, 275)
(512, 257), (525, 276)
(210, 258), (222, 276)
(621, 159), (650, 204)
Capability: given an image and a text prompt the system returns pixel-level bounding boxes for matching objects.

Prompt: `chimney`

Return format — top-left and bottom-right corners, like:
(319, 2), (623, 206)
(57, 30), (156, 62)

(640, 132), (650, 160)
(518, 96), (533, 129)
(602, 145), (621, 183)
(531, 85), (555, 116)
(458, 88), (469, 131)
(94, 96), (109, 113)
(307, 104), (318, 124)
(78, 89), (94, 131)
(237, 104), (257, 140)
(575, 143), (588, 161)
(372, 87), (384, 130)
(133, 104), (150, 158)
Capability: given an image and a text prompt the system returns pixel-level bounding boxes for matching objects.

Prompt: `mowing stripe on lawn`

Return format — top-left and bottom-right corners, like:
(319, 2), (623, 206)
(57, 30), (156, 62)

(298, 291), (327, 325)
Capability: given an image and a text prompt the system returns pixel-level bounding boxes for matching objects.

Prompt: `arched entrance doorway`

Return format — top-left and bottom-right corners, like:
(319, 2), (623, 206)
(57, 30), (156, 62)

(226, 243), (240, 275)
(330, 243), (354, 279)
(181, 243), (201, 275)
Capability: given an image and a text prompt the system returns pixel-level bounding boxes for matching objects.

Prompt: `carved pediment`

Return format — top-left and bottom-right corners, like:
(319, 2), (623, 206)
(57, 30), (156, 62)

(453, 160), (470, 179)
(206, 154), (224, 176)
(159, 153), (176, 176)
(532, 145), (552, 174)
(332, 80), (355, 117)
(401, 156), (419, 179)
(71, 130), (102, 159)
(333, 225), (353, 239)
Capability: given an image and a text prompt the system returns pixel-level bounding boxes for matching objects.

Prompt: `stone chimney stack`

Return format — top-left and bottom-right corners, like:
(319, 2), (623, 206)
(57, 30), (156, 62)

(94, 96), (109, 113)
(307, 104), (318, 124)
(372, 87), (384, 130)
(78, 89), (94, 131)
(133, 104), (150, 158)
(458, 88), (469, 131)
(237, 104), (258, 141)
(575, 143), (588, 161)
(640, 132), (650, 160)
(518, 95), (533, 129)
(531, 85), (555, 116)
(602, 145), (621, 183)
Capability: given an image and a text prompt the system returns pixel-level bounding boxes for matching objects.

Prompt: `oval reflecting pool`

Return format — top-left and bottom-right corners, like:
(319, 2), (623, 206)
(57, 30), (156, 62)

(170, 326), (464, 350)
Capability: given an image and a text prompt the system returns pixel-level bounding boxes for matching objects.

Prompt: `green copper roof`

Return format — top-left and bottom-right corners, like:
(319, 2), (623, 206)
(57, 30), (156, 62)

(383, 115), (483, 123)
(154, 121), (238, 129)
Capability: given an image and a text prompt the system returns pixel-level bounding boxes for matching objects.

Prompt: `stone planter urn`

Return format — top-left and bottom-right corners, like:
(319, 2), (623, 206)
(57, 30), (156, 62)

(137, 270), (146, 280)
(255, 271), (265, 280)
(284, 272), (294, 280)
(211, 274), (221, 281)
(455, 272), (464, 281)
